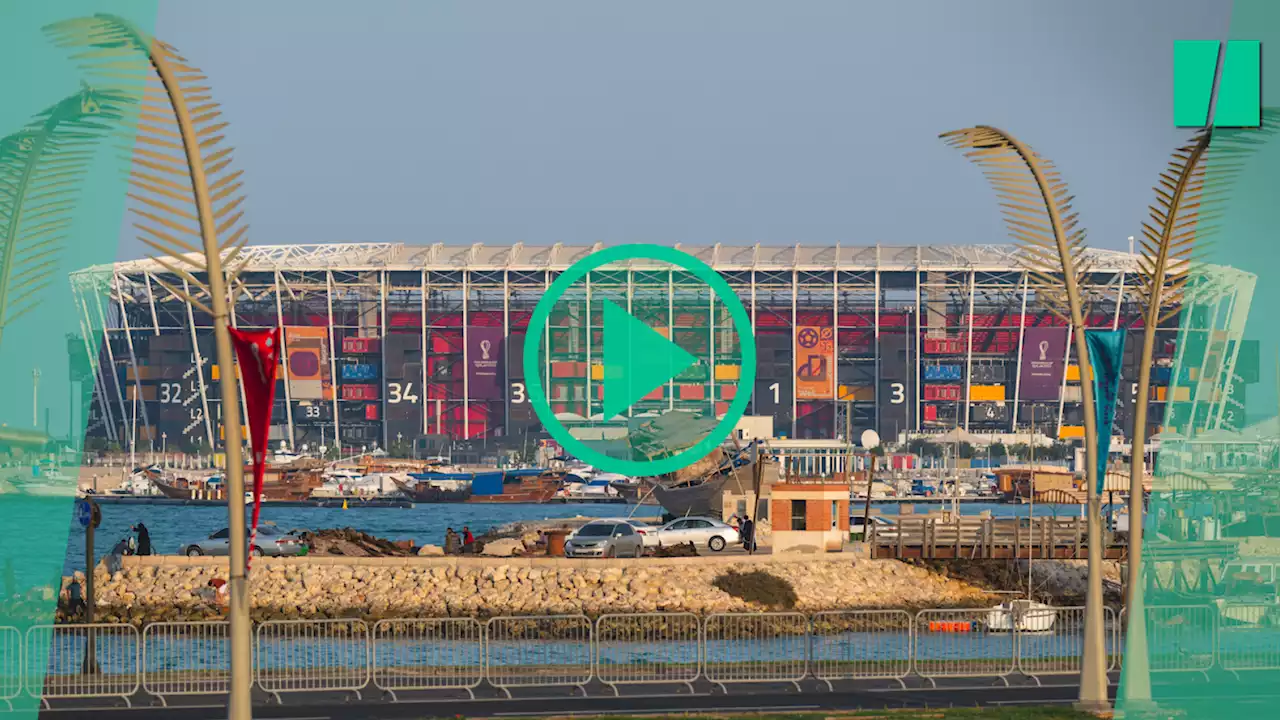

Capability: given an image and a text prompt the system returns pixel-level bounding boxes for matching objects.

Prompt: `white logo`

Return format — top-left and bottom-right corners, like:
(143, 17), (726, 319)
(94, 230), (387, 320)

(1037, 340), (1049, 361)
(480, 339), (492, 360)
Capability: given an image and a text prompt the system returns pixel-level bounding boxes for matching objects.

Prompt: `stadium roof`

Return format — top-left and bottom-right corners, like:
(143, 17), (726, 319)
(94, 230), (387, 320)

(78, 242), (1152, 276)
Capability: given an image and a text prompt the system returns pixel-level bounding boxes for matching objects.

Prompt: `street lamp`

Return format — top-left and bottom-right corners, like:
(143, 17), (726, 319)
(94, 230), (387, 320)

(942, 125), (1110, 712)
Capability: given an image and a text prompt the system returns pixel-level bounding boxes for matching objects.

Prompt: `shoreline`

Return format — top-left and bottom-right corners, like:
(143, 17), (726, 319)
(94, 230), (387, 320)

(57, 553), (1120, 626)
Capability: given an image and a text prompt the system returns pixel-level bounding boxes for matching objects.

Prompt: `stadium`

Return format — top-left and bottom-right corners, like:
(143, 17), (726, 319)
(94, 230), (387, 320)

(69, 242), (1256, 456)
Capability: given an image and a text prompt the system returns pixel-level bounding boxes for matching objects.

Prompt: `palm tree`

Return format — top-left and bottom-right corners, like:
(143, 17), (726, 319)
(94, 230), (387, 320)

(0, 84), (130, 348)
(941, 126), (1108, 711)
(45, 15), (253, 720)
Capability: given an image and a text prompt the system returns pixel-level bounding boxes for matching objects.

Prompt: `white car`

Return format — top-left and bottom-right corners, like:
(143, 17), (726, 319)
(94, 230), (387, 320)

(654, 517), (741, 552)
(570, 518), (660, 548)
(849, 515), (896, 541)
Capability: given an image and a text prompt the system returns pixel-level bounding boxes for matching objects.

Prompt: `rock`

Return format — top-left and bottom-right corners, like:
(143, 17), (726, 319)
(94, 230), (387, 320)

(481, 539), (524, 557)
(417, 544), (444, 556)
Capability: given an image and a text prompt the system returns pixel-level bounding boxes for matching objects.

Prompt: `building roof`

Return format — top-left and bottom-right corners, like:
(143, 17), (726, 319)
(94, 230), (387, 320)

(77, 242), (1150, 277)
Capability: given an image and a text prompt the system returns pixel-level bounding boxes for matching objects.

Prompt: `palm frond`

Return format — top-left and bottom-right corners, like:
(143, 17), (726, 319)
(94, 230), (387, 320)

(45, 15), (249, 296)
(941, 126), (1088, 323)
(0, 84), (133, 344)
(1137, 108), (1280, 320)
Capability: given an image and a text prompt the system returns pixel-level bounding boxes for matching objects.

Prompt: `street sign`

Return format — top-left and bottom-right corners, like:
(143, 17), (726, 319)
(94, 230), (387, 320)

(75, 499), (100, 529)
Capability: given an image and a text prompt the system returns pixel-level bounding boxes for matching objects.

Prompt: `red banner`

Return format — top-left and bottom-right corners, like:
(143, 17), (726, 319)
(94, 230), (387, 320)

(228, 327), (281, 572)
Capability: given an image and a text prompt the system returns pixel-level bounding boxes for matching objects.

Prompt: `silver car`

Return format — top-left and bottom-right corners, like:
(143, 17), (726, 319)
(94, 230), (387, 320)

(654, 517), (741, 552)
(183, 526), (306, 557)
(564, 521), (645, 558)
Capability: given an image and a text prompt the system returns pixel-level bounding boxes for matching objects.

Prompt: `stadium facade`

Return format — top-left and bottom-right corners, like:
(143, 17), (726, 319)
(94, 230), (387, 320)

(68, 243), (1258, 455)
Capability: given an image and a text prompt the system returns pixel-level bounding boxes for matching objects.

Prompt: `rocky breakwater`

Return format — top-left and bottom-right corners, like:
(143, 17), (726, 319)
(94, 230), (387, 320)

(60, 556), (998, 625)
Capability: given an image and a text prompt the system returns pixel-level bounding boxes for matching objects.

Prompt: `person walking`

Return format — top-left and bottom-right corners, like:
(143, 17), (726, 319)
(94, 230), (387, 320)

(740, 515), (756, 555)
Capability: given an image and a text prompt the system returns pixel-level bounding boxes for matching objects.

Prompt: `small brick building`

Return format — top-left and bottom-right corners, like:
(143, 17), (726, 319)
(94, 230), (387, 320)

(769, 482), (850, 553)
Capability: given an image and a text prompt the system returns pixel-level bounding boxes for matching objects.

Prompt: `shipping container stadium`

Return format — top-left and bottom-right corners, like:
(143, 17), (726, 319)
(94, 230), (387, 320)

(69, 242), (1257, 455)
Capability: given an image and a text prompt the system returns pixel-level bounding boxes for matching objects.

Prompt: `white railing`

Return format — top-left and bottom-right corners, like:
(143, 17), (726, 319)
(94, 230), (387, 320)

(595, 612), (701, 693)
(485, 615), (593, 698)
(810, 609), (913, 689)
(10, 604), (1239, 705)
(1, 625), (20, 707)
(913, 608), (1016, 683)
(372, 618), (484, 700)
(24, 624), (140, 706)
(255, 619), (371, 701)
(142, 621), (232, 701)
(703, 612), (809, 691)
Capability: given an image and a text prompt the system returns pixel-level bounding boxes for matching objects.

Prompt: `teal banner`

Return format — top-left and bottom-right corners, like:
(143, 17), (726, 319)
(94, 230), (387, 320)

(1085, 329), (1125, 494)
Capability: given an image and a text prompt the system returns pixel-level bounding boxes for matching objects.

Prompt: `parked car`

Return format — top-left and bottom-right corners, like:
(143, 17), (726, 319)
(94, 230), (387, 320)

(849, 514), (897, 541)
(653, 517), (740, 552)
(564, 521), (645, 558)
(911, 479), (937, 497)
(183, 525), (306, 557)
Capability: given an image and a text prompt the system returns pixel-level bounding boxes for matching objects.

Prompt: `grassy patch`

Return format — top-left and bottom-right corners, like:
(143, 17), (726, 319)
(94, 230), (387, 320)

(712, 570), (799, 610)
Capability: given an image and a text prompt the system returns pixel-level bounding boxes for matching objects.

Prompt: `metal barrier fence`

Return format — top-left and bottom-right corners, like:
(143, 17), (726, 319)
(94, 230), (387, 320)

(1, 625), (19, 706)
(810, 609), (912, 689)
(372, 618), (484, 700)
(913, 608), (1016, 682)
(595, 612), (701, 692)
(485, 615), (593, 697)
(703, 612), (809, 691)
(1143, 604), (1217, 674)
(255, 619), (371, 701)
(142, 621), (231, 701)
(3, 604), (1243, 704)
(25, 624), (140, 706)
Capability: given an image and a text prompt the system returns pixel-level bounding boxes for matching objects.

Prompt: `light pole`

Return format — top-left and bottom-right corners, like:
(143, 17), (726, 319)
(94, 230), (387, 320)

(32, 368), (40, 428)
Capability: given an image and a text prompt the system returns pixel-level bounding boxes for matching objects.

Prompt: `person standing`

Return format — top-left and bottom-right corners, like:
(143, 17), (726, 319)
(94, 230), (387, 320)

(444, 527), (461, 555)
(740, 515), (755, 555)
(132, 523), (152, 556)
(462, 526), (475, 545)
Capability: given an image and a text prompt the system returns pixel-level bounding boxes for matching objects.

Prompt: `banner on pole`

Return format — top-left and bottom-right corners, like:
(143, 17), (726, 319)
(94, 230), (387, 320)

(795, 326), (835, 399)
(1085, 329), (1126, 495)
(229, 327), (282, 571)
(467, 326), (504, 400)
(1018, 326), (1068, 401)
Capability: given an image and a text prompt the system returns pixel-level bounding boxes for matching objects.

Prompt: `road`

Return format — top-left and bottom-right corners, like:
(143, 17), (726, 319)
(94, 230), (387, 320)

(35, 679), (1104, 720)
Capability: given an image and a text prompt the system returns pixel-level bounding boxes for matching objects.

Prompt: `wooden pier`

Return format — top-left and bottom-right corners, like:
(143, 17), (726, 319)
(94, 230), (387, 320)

(867, 516), (1129, 560)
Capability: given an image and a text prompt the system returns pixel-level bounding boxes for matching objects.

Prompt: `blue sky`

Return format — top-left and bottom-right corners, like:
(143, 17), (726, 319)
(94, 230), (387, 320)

(144, 0), (1232, 257)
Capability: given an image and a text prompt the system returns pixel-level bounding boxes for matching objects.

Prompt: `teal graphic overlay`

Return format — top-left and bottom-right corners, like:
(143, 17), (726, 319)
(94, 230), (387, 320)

(600, 298), (699, 420)
(1174, 40), (1261, 127)
(0, 3), (156, 716)
(523, 244), (756, 476)
(1118, 12), (1278, 718)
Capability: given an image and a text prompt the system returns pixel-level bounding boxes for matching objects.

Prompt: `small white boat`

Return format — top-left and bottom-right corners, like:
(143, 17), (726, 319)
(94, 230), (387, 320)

(986, 599), (1057, 632)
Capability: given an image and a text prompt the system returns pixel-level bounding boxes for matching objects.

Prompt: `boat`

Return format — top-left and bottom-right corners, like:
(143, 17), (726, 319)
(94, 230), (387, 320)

(154, 458), (326, 502)
(467, 468), (562, 504)
(392, 473), (472, 503)
(647, 441), (775, 518)
(554, 476), (627, 503)
(986, 599), (1057, 632)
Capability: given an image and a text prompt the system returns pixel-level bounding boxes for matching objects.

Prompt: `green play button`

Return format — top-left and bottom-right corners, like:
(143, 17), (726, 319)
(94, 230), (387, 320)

(522, 244), (757, 476)
(601, 299), (698, 420)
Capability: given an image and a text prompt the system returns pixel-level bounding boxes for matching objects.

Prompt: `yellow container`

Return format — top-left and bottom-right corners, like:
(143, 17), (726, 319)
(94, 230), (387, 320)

(1065, 365), (1080, 382)
(590, 364), (604, 381)
(211, 364), (243, 381)
(969, 384), (1006, 402)
(838, 385), (875, 402)
(1058, 425), (1085, 439)
(1172, 386), (1191, 402)
(714, 364), (741, 381)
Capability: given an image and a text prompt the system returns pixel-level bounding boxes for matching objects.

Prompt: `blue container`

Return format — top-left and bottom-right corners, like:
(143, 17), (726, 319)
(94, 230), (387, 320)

(341, 364), (378, 381)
